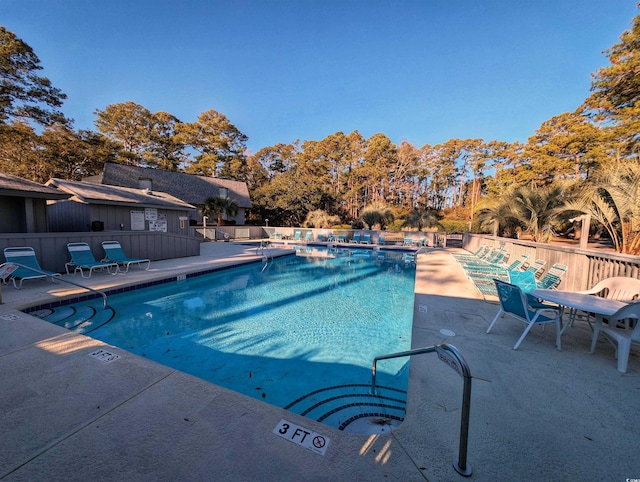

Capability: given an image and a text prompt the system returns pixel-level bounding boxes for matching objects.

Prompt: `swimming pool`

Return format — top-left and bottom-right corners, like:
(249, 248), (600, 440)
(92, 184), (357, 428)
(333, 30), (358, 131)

(30, 247), (416, 432)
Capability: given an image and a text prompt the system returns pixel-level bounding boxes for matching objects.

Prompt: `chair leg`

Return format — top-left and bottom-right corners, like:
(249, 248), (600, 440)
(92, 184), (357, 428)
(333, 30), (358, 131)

(616, 340), (630, 373)
(513, 322), (535, 350)
(590, 318), (604, 353)
(486, 309), (504, 334)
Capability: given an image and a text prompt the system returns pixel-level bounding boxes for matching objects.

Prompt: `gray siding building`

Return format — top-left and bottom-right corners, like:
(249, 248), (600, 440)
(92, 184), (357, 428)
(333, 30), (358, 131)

(0, 172), (69, 233)
(88, 163), (252, 224)
(46, 179), (197, 235)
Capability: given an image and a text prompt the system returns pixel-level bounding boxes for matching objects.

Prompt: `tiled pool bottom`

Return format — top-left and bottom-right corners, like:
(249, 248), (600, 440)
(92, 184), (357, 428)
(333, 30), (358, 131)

(26, 248), (416, 432)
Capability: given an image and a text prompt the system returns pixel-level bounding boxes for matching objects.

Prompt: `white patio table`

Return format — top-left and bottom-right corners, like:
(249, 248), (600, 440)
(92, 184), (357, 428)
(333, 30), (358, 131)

(529, 288), (628, 337)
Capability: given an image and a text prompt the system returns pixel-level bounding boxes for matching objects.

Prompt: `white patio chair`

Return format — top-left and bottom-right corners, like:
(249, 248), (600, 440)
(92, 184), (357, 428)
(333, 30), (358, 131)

(579, 276), (640, 301)
(590, 301), (640, 373)
(571, 276), (640, 327)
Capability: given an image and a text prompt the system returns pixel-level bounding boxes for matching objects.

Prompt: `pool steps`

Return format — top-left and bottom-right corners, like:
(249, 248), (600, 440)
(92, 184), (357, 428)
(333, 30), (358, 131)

(284, 383), (407, 432)
(31, 304), (116, 334)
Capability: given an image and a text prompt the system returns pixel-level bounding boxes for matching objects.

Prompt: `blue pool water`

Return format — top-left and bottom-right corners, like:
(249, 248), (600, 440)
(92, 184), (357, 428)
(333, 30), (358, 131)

(33, 247), (416, 431)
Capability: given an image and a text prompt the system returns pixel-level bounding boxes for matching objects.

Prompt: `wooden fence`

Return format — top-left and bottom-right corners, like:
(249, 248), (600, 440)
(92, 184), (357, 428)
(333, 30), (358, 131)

(0, 231), (201, 274)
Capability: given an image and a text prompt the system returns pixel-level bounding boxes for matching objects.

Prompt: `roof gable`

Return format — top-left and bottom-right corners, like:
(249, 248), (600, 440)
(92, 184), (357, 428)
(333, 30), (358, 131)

(0, 171), (70, 199)
(100, 163), (252, 208)
(46, 178), (196, 211)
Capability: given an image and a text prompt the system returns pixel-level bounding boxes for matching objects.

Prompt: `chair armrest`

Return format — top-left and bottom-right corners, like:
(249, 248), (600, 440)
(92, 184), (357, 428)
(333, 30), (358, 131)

(577, 286), (604, 296)
(539, 307), (561, 317)
(526, 294), (561, 311)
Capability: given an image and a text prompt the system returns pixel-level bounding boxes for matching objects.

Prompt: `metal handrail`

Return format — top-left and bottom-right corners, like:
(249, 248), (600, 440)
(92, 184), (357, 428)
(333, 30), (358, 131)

(257, 241), (273, 272)
(1, 262), (108, 309)
(371, 343), (472, 477)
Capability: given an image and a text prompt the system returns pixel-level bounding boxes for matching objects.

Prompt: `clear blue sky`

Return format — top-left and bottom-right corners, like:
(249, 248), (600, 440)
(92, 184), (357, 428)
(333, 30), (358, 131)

(2, 1), (638, 154)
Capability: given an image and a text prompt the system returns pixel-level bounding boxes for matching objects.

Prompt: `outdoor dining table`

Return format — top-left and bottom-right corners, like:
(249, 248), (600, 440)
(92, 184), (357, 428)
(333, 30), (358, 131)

(529, 288), (628, 337)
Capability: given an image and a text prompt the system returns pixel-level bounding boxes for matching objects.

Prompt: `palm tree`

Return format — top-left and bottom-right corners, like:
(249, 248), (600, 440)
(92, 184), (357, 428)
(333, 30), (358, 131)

(402, 209), (442, 231)
(511, 184), (566, 242)
(475, 193), (522, 238)
(303, 209), (340, 228)
(360, 202), (394, 230)
(200, 196), (239, 226)
(564, 162), (640, 254)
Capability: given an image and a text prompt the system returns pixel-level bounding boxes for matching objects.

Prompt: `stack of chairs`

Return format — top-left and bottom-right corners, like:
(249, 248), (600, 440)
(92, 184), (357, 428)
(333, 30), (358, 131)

(463, 253), (530, 298)
(455, 246), (508, 271)
(454, 244), (569, 300)
(452, 244), (490, 264)
(453, 246), (515, 298)
(466, 254), (529, 278)
(466, 255), (529, 284)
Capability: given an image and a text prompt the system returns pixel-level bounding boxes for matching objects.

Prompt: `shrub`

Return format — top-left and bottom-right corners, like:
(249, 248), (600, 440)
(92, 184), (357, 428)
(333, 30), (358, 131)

(439, 219), (468, 233)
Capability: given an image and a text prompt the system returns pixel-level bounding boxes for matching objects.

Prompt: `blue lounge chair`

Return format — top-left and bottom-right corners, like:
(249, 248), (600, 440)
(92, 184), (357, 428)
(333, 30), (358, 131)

(455, 246), (503, 267)
(66, 242), (119, 278)
(377, 235), (386, 245)
(361, 234), (371, 244)
(292, 231), (301, 241)
(3, 247), (61, 289)
(337, 234), (347, 243)
(536, 263), (568, 289)
(453, 244), (489, 262)
(351, 234), (361, 243)
(304, 232), (313, 242)
(525, 259), (547, 278)
(102, 241), (150, 273)
(466, 254), (529, 277)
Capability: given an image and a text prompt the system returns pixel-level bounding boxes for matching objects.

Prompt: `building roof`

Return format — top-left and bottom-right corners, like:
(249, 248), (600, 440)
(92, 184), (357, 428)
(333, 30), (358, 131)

(95, 163), (252, 208)
(0, 171), (70, 200)
(46, 178), (197, 211)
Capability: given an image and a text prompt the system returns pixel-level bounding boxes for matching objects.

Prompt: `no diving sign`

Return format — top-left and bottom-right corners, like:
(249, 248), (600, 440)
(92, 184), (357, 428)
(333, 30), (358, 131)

(272, 419), (330, 455)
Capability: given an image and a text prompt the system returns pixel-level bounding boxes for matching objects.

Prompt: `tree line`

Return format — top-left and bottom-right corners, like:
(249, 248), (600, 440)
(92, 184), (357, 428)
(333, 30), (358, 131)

(1, 11), (639, 253)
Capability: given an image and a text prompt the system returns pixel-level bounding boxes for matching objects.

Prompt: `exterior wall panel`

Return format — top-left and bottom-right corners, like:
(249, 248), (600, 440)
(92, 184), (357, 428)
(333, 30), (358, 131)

(47, 200), (91, 232)
(0, 232), (200, 274)
(0, 196), (26, 233)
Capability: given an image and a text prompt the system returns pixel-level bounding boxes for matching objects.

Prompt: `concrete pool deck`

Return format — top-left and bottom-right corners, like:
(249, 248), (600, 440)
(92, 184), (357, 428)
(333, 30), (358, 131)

(0, 241), (638, 481)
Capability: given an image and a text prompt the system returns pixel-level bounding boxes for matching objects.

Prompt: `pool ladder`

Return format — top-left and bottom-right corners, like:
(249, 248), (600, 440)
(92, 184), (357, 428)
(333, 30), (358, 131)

(371, 343), (472, 477)
(258, 241), (272, 272)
